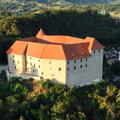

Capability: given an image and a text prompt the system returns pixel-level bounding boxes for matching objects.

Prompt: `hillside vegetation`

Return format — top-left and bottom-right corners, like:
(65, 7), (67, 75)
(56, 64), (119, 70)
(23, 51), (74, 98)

(0, 74), (120, 120)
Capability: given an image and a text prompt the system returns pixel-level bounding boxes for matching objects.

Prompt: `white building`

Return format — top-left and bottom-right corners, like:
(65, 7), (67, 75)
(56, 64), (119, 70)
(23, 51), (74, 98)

(6, 29), (104, 87)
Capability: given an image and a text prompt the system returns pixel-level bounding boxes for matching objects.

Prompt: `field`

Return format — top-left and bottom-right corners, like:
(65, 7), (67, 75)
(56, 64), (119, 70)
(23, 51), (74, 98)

(0, 0), (120, 18)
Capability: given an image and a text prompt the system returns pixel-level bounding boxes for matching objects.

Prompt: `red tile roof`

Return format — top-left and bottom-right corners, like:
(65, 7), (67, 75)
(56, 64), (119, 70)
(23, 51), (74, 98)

(7, 29), (104, 60)
(7, 41), (28, 55)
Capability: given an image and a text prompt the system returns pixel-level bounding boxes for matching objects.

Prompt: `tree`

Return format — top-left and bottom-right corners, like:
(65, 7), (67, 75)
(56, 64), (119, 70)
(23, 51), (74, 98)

(111, 61), (120, 76)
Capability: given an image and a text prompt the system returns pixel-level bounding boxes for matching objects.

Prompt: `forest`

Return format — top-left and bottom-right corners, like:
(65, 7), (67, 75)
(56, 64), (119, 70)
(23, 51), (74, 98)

(0, 71), (120, 120)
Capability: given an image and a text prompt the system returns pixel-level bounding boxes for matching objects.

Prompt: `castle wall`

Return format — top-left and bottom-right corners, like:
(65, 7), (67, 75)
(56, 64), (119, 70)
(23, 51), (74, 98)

(66, 49), (104, 87)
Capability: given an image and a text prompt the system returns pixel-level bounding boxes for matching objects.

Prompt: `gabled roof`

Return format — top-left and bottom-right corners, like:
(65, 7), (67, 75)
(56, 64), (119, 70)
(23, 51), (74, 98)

(7, 41), (28, 55)
(63, 43), (90, 59)
(7, 29), (104, 60)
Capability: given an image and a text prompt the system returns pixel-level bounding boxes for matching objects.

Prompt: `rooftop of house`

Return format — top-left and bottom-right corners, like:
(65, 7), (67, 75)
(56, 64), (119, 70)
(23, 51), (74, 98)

(7, 29), (104, 60)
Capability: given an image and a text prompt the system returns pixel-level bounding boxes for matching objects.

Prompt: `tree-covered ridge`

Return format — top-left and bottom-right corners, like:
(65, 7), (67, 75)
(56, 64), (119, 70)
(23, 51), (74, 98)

(36, 0), (120, 4)
(0, 72), (120, 120)
(0, 10), (120, 44)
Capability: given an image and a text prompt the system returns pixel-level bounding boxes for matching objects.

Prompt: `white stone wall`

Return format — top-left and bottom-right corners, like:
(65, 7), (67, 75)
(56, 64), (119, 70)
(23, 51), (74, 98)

(7, 48), (103, 87)
(7, 54), (25, 74)
(26, 56), (67, 84)
(66, 49), (104, 87)
(26, 56), (41, 76)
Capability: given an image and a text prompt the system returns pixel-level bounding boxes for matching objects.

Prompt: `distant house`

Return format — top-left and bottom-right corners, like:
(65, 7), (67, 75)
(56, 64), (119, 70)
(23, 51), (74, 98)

(6, 29), (104, 87)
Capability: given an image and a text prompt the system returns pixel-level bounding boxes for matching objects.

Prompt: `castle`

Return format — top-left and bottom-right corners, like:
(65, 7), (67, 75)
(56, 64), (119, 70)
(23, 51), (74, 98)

(6, 29), (104, 87)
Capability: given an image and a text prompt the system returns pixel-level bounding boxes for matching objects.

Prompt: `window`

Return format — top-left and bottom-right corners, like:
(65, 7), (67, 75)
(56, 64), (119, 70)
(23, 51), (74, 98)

(80, 59), (82, 62)
(67, 68), (69, 71)
(13, 60), (15, 63)
(74, 60), (76, 63)
(30, 63), (32, 65)
(30, 57), (31, 59)
(99, 49), (100, 53)
(74, 66), (76, 70)
(33, 70), (34, 72)
(39, 60), (40, 62)
(67, 61), (69, 64)
(85, 64), (87, 67)
(39, 65), (40, 68)
(50, 68), (52, 70)
(17, 61), (19, 64)
(12, 55), (14, 58)
(41, 72), (44, 75)
(58, 67), (61, 71)
(15, 66), (16, 69)
(80, 65), (82, 68)
(93, 50), (95, 53)
(49, 61), (52, 64)
(86, 58), (87, 61)
(34, 64), (35, 67)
